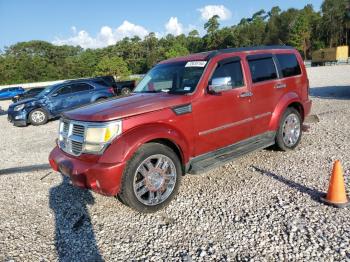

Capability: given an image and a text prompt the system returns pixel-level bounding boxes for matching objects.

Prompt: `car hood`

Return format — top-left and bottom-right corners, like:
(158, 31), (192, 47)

(63, 93), (190, 122)
(9, 97), (38, 107)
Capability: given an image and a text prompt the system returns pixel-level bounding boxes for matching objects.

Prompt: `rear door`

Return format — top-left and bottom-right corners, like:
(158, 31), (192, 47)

(247, 54), (281, 136)
(274, 53), (303, 98)
(69, 83), (94, 108)
(193, 56), (253, 155)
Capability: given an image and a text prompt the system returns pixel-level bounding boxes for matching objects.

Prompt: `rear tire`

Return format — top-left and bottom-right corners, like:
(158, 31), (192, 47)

(29, 108), (48, 126)
(118, 143), (182, 213)
(120, 88), (131, 96)
(275, 107), (302, 151)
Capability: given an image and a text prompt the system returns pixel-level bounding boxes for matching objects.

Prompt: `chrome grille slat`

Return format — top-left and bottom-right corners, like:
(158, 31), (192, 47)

(63, 121), (69, 134)
(72, 124), (85, 137)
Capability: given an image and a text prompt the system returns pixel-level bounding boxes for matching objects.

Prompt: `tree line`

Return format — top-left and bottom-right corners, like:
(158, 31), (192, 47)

(0, 0), (349, 85)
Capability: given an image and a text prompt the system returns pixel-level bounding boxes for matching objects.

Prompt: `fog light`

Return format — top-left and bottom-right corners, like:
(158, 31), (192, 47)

(84, 144), (105, 152)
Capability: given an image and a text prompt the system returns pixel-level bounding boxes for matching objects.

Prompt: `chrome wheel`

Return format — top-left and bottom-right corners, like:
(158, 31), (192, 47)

(31, 111), (45, 123)
(282, 113), (301, 147)
(133, 154), (177, 206)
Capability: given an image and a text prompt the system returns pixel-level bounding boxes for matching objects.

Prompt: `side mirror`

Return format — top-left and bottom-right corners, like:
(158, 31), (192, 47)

(208, 76), (232, 94)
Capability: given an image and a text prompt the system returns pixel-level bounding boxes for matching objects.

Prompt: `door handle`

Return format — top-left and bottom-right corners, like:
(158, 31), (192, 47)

(275, 83), (287, 89)
(239, 91), (253, 98)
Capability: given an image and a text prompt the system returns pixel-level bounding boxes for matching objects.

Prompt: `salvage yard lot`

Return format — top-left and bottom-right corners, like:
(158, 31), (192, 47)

(0, 66), (350, 261)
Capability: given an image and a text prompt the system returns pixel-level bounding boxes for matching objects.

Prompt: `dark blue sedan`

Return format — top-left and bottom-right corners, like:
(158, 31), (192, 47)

(0, 87), (25, 100)
(8, 78), (116, 126)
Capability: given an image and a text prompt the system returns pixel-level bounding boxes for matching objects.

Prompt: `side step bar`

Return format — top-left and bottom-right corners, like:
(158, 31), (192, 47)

(188, 132), (276, 175)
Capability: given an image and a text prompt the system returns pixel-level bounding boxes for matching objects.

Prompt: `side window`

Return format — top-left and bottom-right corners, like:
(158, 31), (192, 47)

(55, 85), (71, 96)
(248, 57), (278, 83)
(276, 54), (301, 78)
(93, 80), (109, 87)
(71, 83), (94, 93)
(211, 60), (244, 88)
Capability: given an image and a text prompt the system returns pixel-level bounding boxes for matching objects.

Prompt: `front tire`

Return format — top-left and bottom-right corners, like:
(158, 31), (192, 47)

(275, 107), (302, 151)
(29, 108), (48, 126)
(118, 143), (182, 213)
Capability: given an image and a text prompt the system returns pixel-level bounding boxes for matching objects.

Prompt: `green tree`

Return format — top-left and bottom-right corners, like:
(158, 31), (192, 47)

(321, 0), (348, 46)
(187, 30), (203, 52)
(0, 2), (347, 85)
(265, 6), (282, 44)
(289, 12), (310, 58)
(143, 32), (162, 70)
(94, 56), (130, 78)
(204, 15), (220, 35)
(164, 43), (189, 59)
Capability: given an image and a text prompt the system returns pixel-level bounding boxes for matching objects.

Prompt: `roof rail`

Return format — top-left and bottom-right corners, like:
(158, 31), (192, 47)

(206, 45), (295, 60)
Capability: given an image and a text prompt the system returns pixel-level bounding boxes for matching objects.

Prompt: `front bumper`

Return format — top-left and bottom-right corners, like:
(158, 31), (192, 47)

(49, 146), (125, 196)
(7, 109), (28, 126)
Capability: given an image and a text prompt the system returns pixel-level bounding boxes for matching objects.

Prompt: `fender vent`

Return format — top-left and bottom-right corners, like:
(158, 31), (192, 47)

(172, 104), (192, 115)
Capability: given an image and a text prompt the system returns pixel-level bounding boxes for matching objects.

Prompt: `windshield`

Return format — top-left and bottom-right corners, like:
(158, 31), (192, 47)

(134, 61), (207, 94)
(36, 83), (61, 97)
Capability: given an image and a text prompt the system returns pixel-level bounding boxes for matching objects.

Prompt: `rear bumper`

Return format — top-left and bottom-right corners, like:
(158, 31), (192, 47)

(49, 146), (125, 196)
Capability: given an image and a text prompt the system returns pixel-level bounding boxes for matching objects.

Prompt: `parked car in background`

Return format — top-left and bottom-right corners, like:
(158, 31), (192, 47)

(115, 80), (136, 95)
(93, 76), (136, 95)
(0, 87), (24, 100)
(8, 78), (116, 126)
(49, 46), (312, 213)
(12, 87), (45, 102)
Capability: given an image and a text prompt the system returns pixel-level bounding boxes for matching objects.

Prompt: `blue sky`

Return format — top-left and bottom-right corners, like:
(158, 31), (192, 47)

(0, 0), (323, 49)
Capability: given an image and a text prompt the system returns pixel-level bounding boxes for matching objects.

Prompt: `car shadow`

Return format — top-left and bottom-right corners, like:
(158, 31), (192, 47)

(49, 174), (103, 261)
(310, 85), (350, 100)
(250, 166), (324, 202)
(0, 164), (51, 175)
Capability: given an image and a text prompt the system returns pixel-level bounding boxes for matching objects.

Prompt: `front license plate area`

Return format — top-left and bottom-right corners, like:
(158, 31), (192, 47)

(58, 162), (72, 177)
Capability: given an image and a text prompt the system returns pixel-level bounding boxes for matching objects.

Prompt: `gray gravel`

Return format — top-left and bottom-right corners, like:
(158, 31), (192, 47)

(1, 65), (350, 261)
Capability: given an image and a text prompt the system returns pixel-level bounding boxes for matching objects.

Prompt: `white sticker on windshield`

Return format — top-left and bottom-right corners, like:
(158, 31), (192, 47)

(185, 61), (207, 67)
(184, 86), (191, 91)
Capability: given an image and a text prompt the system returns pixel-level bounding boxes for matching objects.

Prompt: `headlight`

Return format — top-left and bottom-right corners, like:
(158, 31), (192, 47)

(84, 121), (122, 153)
(14, 104), (25, 111)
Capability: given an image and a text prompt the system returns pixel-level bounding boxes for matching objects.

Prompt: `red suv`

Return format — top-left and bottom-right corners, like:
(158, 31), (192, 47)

(49, 46), (312, 213)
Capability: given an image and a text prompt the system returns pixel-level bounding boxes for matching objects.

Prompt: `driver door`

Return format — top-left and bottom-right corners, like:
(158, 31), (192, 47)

(193, 56), (253, 156)
(49, 85), (72, 115)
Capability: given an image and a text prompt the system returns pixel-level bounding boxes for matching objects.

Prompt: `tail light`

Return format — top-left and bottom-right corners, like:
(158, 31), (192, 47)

(108, 87), (115, 95)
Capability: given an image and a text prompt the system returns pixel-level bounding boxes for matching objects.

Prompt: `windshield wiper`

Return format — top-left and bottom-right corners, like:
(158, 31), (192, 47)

(135, 90), (162, 93)
(167, 90), (190, 95)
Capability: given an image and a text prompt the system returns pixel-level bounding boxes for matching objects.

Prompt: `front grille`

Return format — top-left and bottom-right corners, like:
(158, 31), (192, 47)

(59, 119), (86, 156)
(63, 121), (69, 133)
(72, 124), (85, 137)
(71, 140), (83, 155)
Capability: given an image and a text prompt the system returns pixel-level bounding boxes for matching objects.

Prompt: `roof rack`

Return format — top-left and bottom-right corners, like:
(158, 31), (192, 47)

(205, 45), (294, 60)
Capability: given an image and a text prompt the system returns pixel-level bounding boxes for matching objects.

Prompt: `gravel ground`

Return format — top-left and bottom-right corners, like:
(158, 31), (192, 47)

(0, 65), (350, 261)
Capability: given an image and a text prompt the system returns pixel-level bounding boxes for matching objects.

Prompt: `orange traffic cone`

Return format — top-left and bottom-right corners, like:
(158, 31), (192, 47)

(321, 160), (349, 208)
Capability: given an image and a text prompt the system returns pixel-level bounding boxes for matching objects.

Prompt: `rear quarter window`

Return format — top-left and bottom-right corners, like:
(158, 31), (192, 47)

(71, 83), (94, 93)
(276, 53), (301, 78)
(93, 79), (109, 87)
(248, 57), (278, 83)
